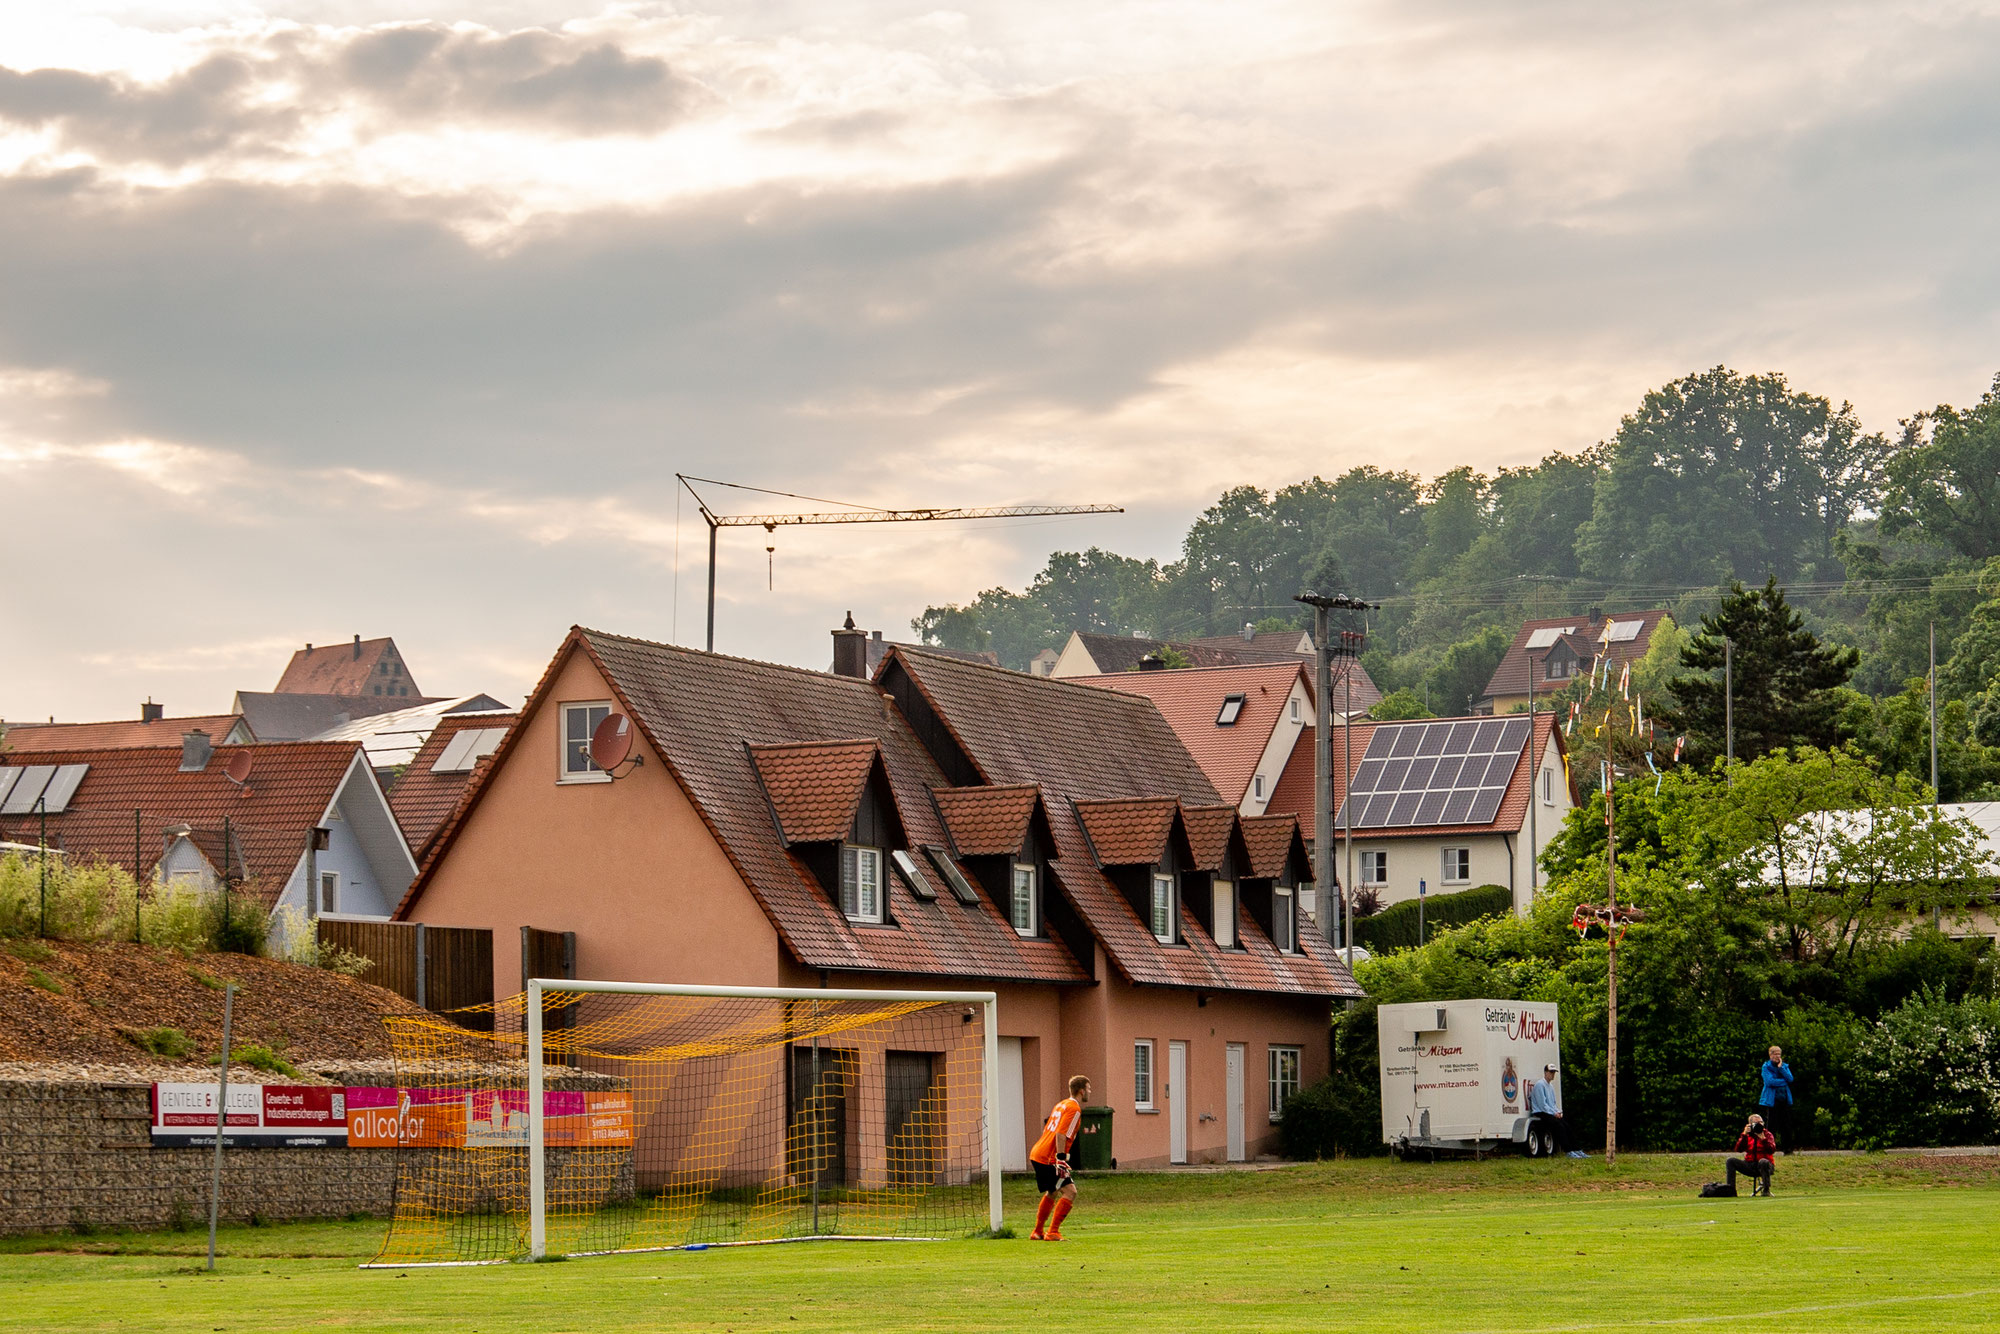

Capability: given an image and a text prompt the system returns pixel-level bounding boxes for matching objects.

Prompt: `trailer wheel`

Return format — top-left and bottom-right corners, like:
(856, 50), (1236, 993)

(1525, 1126), (1544, 1157)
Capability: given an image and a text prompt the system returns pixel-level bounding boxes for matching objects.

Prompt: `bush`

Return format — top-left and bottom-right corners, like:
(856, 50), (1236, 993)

(1279, 1076), (1385, 1160)
(1840, 990), (2000, 1149)
(269, 907), (372, 976)
(215, 1043), (299, 1078)
(1353, 885), (1514, 953)
(124, 1026), (196, 1061)
(0, 852), (271, 954)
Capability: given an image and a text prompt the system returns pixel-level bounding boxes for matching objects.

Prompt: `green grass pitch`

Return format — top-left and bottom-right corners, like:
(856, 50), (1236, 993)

(7, 1154), (2000, 1333)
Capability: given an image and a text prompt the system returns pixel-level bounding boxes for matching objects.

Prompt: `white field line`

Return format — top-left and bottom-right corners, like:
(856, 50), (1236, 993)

(1458, 1287), (2000, 1333)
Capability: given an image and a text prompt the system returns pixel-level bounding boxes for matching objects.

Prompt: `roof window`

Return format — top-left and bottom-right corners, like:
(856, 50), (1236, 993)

(1216, 694), (1246, 726)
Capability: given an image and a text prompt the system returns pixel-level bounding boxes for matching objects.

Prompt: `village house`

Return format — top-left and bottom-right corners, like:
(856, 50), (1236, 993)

(1044, 626), (1384, 712)
(397, 625), (1359, 1170)
(1474, 609), (1671, 715)
(0, 732), (415, 930)
(2, 702), (254, 751)
(1266, 713), (1575, 916)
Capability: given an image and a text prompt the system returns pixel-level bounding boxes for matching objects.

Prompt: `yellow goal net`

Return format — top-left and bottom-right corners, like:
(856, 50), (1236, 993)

(368, 982), (998, 1266)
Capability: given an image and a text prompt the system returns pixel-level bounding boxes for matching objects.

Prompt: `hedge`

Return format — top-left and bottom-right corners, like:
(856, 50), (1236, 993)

(1352, 883), (1513, 953)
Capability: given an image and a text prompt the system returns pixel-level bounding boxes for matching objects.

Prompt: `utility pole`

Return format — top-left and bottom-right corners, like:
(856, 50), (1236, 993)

(1528, 647), (1541, 898)
(1724, 637), (1734, 771)
(1295, 591), (1379, 968)
(1929, 621), (1939, 798)
(1603, 761), (1618, 1165)
(678, 475), (1122, 653)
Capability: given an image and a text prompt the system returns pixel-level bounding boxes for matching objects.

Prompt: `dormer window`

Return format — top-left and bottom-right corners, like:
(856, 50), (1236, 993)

(1010, 862), (1038, 936)
(841, 844), (885, 923)
(1151, 872), (1177, 944)
(1216, 695), (1246, 726)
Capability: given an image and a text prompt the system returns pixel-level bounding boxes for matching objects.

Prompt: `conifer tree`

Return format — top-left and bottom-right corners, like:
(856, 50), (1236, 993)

(1668, 578), (1858, 764)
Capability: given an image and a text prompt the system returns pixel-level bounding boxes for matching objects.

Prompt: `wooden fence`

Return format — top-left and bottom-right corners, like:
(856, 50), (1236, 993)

(317, 918), (495, 1029)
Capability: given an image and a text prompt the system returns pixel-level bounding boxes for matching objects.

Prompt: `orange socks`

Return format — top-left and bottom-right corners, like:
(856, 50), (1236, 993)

(1031, 1195), (1054, 1237)
(1047, 1197), (1073, 1238)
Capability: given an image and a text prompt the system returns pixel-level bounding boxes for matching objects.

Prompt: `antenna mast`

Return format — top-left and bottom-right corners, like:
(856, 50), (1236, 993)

(678, 474), (1124, 651)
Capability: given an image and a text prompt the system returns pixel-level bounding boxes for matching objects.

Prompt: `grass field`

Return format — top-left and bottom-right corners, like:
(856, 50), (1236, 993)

(8, 1154), (2000, 1333)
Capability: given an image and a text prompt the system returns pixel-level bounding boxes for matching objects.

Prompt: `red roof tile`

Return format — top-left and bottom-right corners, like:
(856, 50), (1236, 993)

(748, 740), (882, 845)
(1239, 813), (1308, 880)
(275, 637), (422, 697)
(388, 712), (516, 866)
(3, 715), (245, 752)
(880, 647), (1362, 999)
(1179, 803), (1239, 872)
(933, 784), (1041, 857)
(403, 630), (1090, 988)
(1074, 797), (1181, 866)
(0, 742), (367, 907)
(1075, 662), (1308, 805)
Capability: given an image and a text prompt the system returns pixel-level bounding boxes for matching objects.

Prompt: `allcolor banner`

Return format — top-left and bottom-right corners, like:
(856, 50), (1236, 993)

(150, 1083), (349, 1148)
(152, 1084), (634, 1150)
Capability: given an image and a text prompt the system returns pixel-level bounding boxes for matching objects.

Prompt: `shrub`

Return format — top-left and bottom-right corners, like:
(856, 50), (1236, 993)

(1279, 1077), (1385, 1160)
(25, 966), (64, 994)
(269, 907), (373, 977)
(187, 965), (227, 991)
(0, 852), (272, 955)
(216, 1044), (300, 1078)
(1353, 884), (1514, 954)
(124, 1026), (196, 1061)
(1840, 989), (2000, 1149)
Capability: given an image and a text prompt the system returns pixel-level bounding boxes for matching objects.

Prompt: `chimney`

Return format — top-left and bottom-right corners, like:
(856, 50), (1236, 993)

(305, 642), (313, 653)
(1138, 653), (1167, 672)
(141, 699), (164, 723)
(353, 633), (362, 660)
(1588, 606), (1603, 624)
(180, 729), (213, 772)
(872, 630), (883, 643)
(1242, 622), (1256, 642)
(832, 612), (868, 678)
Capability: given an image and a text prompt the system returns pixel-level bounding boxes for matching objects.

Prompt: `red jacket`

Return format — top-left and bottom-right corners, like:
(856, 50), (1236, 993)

(1734, 1127), (1776, 1164)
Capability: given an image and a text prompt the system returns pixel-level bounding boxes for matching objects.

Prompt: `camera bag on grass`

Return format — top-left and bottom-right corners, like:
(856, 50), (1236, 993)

(1698, 1182), (1737, 1198)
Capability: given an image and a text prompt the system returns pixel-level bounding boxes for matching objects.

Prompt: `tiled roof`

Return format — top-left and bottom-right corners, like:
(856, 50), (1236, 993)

(388, 712), (517, 866)
(1178, 803), (1241, 872)
(276, 637), (421, 697)
(0, 742), (364, 907)
(1188, 630), (1312, 656)
(1074, 662), (1308, 805)
(1239, 813), (1307, 880)
(1266, 715), (1568, 845)
(933, 784), (1041, 857)
(1479, 609), (1670, 704)
(748, 741), (882, 845)
(1074, 797), (1181, 866)
(1072, 632), (1382, 709)
(404, 630), (1089, 988)
(2, 714), (246, 752)
(862, 634), (999, 673)
(880, 647), (1362, 998)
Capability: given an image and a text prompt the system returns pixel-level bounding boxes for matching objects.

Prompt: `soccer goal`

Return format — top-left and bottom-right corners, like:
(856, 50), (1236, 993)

(368, 980), (1000, 1266)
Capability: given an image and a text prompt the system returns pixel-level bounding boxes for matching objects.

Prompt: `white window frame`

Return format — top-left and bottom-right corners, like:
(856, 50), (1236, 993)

(1543, 766), (1556, 805)
(1253, 773), (1266, 799)
(1360, 850), (1388, 887)
(1273, 885), (1295, 952)
(1010, 861), (1038, 937)
(1441, 846), (1471, 886)
(1134, 1039), (1156, 1110)
(559, 701), (614, 784)
(1211, 879), (1236, 948)
(841, 844), (885, 923)
(1290, 696), (1302, 722)
(1150, 873), (1176, 944)
(319, 870), (339, 915)
(1268, 1045), (1301, 1121)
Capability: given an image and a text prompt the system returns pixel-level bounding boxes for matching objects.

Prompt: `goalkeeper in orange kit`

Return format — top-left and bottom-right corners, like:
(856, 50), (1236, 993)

(1028, 1074), (1090, 1241)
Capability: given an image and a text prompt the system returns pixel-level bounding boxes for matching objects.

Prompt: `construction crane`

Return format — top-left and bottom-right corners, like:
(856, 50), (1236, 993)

(678, 474), (1124, 651)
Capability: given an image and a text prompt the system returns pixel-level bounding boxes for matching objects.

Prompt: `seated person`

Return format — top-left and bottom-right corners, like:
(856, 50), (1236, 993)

(1527, 1062), (1566, 1153)
(1725, 1113), (1777, 1193)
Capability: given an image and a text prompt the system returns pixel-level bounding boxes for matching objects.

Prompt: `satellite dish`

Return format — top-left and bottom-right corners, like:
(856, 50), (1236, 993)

(224, 751), (254, 786)
(590, 713), (634, 771)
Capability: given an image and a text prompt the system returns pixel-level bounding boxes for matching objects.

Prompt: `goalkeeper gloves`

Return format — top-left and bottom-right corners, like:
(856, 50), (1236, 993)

(1054, 1156), (1072, 1182)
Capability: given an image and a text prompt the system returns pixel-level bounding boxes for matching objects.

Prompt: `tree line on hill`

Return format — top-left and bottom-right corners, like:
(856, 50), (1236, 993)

(916, 367), (2000, 796)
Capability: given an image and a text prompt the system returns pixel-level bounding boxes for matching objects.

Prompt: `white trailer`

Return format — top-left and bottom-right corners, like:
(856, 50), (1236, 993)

(1377, 999), (1563, 1158)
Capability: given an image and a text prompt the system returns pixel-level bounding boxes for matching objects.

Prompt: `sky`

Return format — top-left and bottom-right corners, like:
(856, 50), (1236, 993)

(4, 0), (1999, 723)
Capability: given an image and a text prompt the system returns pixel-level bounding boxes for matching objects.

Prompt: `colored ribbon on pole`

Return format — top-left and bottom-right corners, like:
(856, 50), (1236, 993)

(1646, 749), (1661, 796)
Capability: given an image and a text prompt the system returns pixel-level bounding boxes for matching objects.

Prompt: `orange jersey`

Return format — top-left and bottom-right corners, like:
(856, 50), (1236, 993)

(1030, 1096), (1081, 1165)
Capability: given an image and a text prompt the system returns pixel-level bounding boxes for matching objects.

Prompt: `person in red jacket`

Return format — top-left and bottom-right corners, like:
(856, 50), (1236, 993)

(1028, 1075), (1090, 1241)
(1725, 1113), (1777, 1194)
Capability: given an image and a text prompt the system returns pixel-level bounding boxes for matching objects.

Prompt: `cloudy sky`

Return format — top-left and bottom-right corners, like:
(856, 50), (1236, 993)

(4, 0), (1998, 723)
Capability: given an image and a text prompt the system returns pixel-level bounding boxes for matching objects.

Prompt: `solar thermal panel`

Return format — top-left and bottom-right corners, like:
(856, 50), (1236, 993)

(1525, 626), (1575, 649)
(1603, 619), (1643, 642)
(38, 765), (87, 814)
(0, 770), (18, 810)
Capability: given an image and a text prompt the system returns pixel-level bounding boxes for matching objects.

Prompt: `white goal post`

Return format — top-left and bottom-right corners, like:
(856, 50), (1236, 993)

(525, 978), (1002, 1259)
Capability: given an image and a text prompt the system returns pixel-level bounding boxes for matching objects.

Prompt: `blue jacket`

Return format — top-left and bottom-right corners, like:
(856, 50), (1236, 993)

(1759, 1060), (1794, 1106)
(1528, 1078), (1561, 1116)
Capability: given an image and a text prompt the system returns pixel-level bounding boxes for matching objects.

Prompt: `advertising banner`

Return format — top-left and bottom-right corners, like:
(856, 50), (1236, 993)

(150, 1083), (349, 1148)
(152, 1084), (638, 1149)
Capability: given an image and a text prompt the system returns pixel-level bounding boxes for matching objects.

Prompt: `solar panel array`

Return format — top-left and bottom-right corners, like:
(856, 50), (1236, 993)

(0, 764), (90, 815)
(1334, 717), (1533, 830)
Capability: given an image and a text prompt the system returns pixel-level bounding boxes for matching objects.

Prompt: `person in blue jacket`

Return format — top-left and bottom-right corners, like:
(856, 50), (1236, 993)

(1758, 1045), (1795, 1153)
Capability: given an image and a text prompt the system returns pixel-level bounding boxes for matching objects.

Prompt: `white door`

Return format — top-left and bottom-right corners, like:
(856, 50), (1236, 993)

(1225, 1044), (1246, 1162)
(998, 1037), (1027, 1173)
(1168, 1041), (1189, 1165)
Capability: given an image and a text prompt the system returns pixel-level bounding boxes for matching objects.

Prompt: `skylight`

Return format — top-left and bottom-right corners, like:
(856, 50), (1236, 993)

(1216, 694), (1246, 726)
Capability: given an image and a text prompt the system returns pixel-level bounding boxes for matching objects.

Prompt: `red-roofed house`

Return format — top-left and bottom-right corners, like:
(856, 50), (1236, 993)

(3, 708), (253, 751)
(275, 635), (423, 699)
(1047, 629), (1383, 712)
(399, 626), (1357, 1171)
(1266, 714), (1576, 916)
(389, 712), (516, 866)
(1476, 610), (1671, 715)
(0, 736), (416, 931)
(1073, 661), (1313, 815)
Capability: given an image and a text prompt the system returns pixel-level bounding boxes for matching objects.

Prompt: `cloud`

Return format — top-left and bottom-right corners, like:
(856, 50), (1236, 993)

(0, 56), (301, 165)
